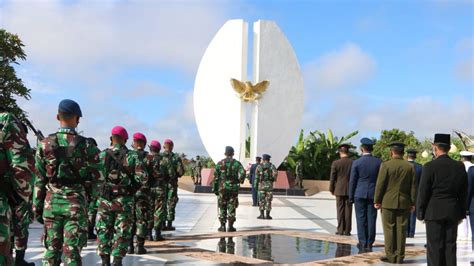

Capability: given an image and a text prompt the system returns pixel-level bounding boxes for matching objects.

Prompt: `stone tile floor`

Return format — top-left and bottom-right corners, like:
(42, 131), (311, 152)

(24, 190), (474, 265)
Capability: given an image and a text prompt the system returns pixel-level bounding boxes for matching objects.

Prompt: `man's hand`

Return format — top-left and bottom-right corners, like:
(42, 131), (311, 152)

(374, 203), (381, 210)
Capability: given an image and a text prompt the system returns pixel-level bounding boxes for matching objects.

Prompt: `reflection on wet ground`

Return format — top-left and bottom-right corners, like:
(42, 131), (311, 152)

(179, 233), (381, 264)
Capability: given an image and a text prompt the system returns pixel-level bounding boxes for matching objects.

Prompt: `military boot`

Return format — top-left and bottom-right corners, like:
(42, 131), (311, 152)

(257, 210), (265, 219)
(113, 257), (122, 266)
(155, 228), (164, 241)
(127, 237), (134, 254)
(88, 225), (97, 240)
(14, 250), (35, 266)
(227, 221), (236, 232)
(100, 255), (111, 266)
(167, 220), (175, 231)
(218, 221), (226, 232)
(265, 211), (272, 220)
(136, 237), (147, 254)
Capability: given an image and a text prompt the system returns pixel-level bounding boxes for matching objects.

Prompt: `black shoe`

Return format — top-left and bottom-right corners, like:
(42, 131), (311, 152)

(155, 229), (164, 241)
(127, 242), (134, 254)
(113, 257), (122, 266)
(265, 211), (272, 220)
(257, 210), (264, 219)
(136, 237), (147, 254)
(335, 232), (341, 235)
(343, 232), (351, 236)
(218, 222), (226, 232)
(14, 250), (35, 266)
(380, 256), (392, 263)
(101, 255), (111, 266)
(167, 221), (175, 231)
(88, 226), (97, 240)
(227, 222), (236, 232)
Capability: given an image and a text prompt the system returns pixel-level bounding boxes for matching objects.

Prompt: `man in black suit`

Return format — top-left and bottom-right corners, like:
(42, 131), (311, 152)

(416, 133), (468, 266)
(468, 166), (474, 250)
(248, 156), (262, 207)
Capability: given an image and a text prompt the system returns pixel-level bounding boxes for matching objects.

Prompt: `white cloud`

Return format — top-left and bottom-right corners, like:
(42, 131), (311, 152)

(304, 43), (376, 90)
(454, 57), (474, 82)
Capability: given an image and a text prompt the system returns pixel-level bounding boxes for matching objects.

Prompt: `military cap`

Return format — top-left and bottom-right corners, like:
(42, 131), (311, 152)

(150, 140), (161, 150)
(111, 126), (128, 140)
(133, 132), (147, 143)
(58, 99), (82, 117)
(262, 154), (271, 160)
(360, 137), (375, 145)
(460, 151), (474, 157)
(406, 148), (418, 155)
(433, 133), (450, 146)
(389, 141), (405, 148)
(225, 146), (234, 155)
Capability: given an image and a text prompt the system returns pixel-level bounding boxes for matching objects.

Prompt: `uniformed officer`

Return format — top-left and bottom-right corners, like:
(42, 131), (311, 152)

(247, 156), (261, 207)
(405, 148), (422, 238)
(33, 99), (102, 265)
(194, 155), (203, 185)
(374, 142), (416, 264)
(255, 154), (277, 220)
(212, 146), (245, 232)
(329, 143), (353, 236)
(417, 133), (468, 265)
(349, 137), (382, 251)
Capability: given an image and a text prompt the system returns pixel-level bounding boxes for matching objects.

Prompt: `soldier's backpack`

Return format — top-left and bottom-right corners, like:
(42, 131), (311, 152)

(104, 147), (129, 184)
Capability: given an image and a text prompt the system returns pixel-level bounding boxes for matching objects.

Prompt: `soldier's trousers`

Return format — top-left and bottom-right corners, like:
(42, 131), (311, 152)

(134, 196), (150, 238)
(151, 186), (167, 229)
(0, 197), (13, 265)
(12, 200), (32, 251)
(87, 196), (98, 230)
(42, 191), (88, 266)
(218, 190), (239, 223)
(381, 208), (409, 263)
(336, 196), (352, 235)
(166, 182), (178, 222)
(96, 196), (133, 258)
(258, 189), (273, 211)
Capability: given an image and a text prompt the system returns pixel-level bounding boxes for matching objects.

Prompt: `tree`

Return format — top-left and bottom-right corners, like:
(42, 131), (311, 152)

(373, 129), (421, 162)
(286, 129), (358, 180)
(0, 29), (30, 122)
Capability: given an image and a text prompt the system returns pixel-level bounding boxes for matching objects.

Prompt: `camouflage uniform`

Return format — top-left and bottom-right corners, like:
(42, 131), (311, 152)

(212, 158), (245, 230)
(0, 112), (34, 265)
(194, 159), (203, 185)
(34, 128), (102, 266)
(295, 160), (303, 188)
(11, 200), (33, 251)
(146, 151), (168, 237)
(255, 162), (277, 213)
(96, 144), (146, 260)
(161, 151), (184, 228)
(86, 179), (98, 238)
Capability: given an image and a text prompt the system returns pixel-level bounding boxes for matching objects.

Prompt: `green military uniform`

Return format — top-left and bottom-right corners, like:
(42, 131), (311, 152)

(146, 151), (168, 240)
(0, 111), (35, 265)
(374, 155), (416, 264)
(96, 144), (146, 262)
(255, 160), (277, 219)
(34, 128), (102, 266)
(161, 150), (184, 230)
(12, 200), (33, 257)
(194, 157), (203, 185)
(295, 160), (303, 188)
(212, 153), (245, 232)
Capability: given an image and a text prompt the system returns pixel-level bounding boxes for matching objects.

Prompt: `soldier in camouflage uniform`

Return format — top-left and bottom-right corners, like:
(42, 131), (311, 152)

(128, 132), (150, 255)
(0, 108), (35, 265)
(295, 159), (303, 189)
(255, 154), (277, 220)
(96, 126), (146, 266)
(87, 138), (99, 240)
(194, 155), (203, 185)
(33, 99), (102, 266)
(11, 200), (34, 266)
(212, 146), (245, 232)
(161, 139), (184, 231)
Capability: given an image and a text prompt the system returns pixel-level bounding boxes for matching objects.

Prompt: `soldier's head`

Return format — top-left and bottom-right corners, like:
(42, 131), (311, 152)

(460, 151), (474, 162)
(57, 99), (82, 128)
(360, 138), (375, 153)
(224, 146), (234, 157)
(432, 133), (450, 157)
(132, 132), (147, 150)
(255, 156), (262, 164)
(338, 144), (350, 157)
(406, 149), (417, 160)
(262, 154), (271, 162)
(150, 140), (161, 153)
(111, 126), (128, 145)
(164, 139), (174, 152)
(389, 142), (405, 158)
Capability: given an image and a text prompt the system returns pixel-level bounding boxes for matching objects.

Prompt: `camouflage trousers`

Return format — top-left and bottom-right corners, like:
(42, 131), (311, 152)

(258, 189), (273, 211)
(11, 200), (32, 251)
(87, 195), (98, 230)
(166, 182), (178, 222)
(217, 190), (239, 223)
(96, 196), (133, 258)
(132, 195), (151, 238)
(150, 186), (167, 229)
(42, 191), (88, 266)
(0, 197), (13, 265)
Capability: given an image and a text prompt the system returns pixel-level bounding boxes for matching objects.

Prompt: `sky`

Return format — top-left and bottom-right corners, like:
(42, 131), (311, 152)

(1, 0), (473, 157)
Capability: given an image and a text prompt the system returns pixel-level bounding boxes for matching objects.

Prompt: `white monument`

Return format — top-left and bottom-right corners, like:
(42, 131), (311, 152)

(194, 19), (304, 167)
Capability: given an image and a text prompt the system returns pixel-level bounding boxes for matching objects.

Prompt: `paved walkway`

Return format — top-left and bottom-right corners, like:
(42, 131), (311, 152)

(24, 190), (474, 265)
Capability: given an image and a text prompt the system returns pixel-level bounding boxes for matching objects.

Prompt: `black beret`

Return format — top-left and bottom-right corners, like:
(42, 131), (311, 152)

(58, 99), (82, 117)
(225, 146), (234, 155)
(262, 154), (271, 160)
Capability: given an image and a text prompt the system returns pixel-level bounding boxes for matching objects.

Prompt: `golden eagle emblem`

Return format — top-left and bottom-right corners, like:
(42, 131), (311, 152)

(230, 78), (269, 102)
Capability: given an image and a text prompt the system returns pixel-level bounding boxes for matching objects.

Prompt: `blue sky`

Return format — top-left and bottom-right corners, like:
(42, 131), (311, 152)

(1, 0), (473, 156)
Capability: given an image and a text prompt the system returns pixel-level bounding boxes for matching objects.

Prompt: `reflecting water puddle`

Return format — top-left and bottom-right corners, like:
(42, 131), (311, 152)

(177, 234), (380, 263)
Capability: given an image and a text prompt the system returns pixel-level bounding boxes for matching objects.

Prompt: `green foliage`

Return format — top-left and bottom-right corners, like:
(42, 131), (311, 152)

(286, 129), (359, 180)
(0, 29), (30, 122)
(245, 123), (250, 158)
(373, 129), (421, 162)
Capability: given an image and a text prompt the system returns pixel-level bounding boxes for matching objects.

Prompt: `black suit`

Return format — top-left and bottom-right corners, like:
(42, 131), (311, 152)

(416, 154), (468, 266)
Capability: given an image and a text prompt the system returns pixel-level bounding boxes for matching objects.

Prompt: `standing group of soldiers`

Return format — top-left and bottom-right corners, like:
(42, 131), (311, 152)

(330, 135), (473, 265)
(1, 99), (186, 266)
